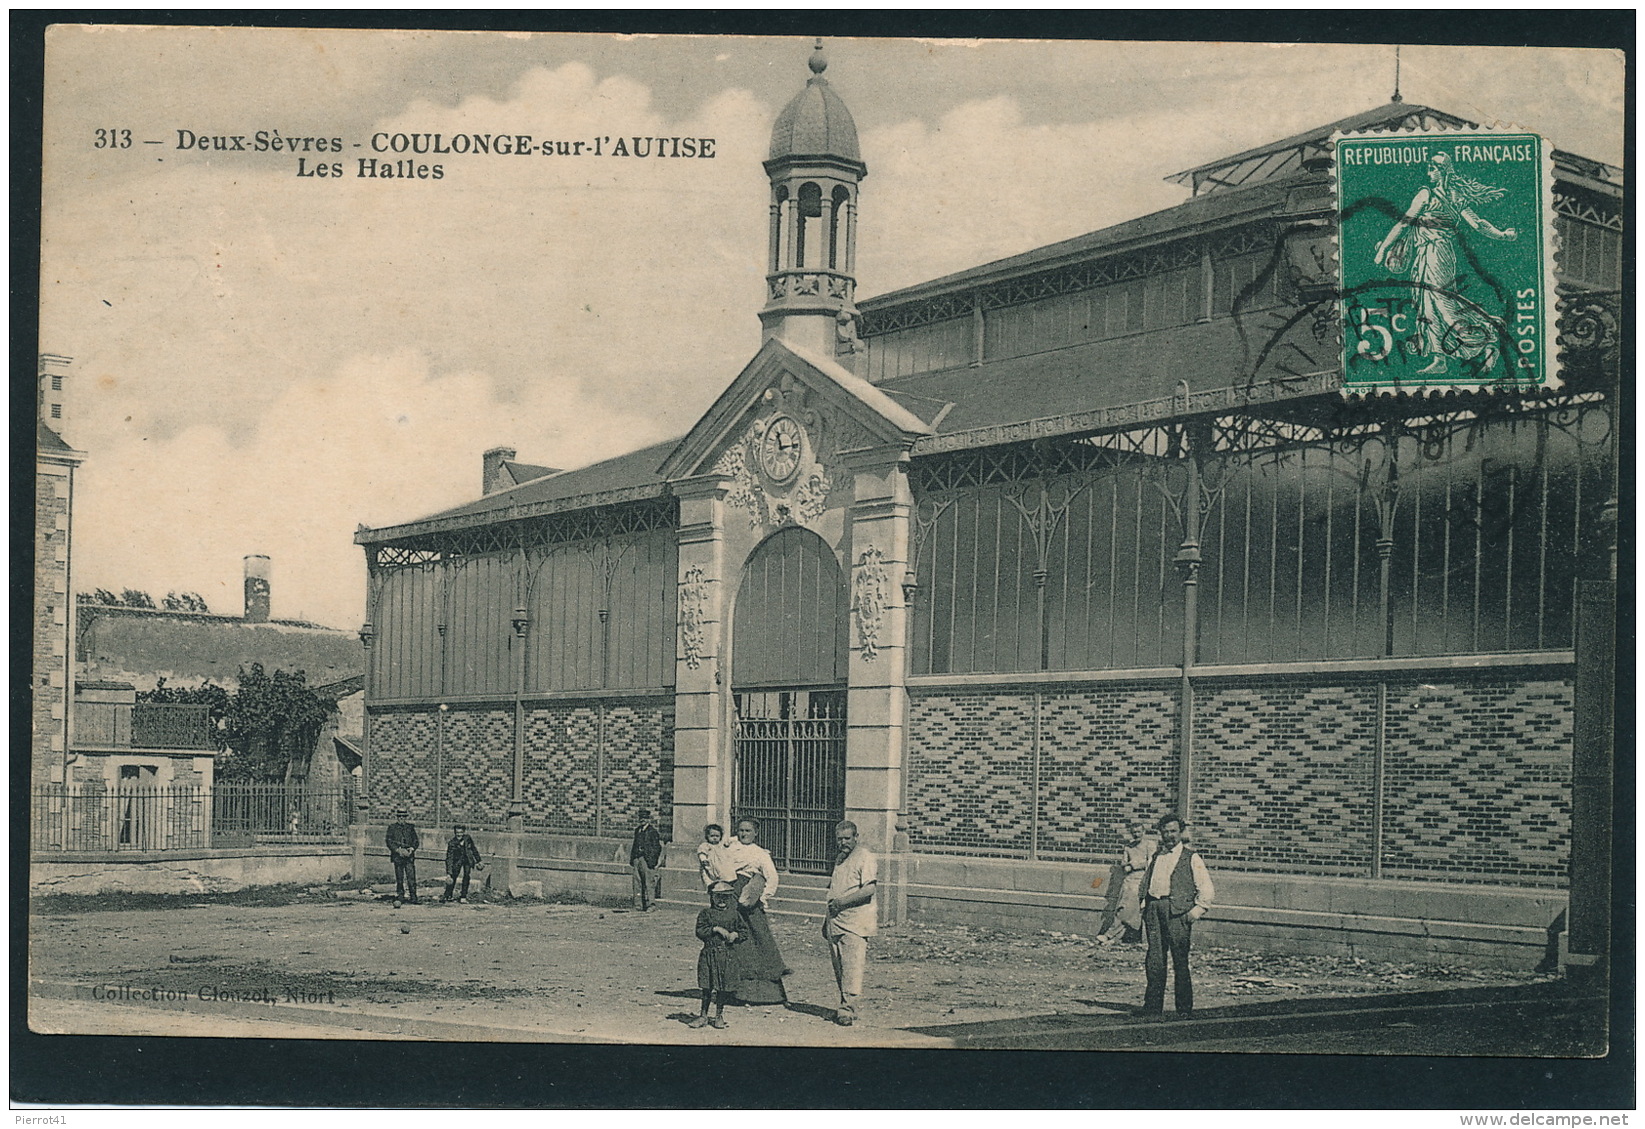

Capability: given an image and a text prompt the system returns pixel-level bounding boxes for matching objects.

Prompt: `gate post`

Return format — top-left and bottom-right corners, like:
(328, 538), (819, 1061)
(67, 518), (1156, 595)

(842, 445), (916, 855)
(672, 474), (733, 846)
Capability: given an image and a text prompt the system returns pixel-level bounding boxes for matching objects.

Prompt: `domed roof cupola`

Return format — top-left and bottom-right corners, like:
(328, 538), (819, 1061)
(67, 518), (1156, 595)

(767, 41), (865, 169)
(760, 40), (868, 361)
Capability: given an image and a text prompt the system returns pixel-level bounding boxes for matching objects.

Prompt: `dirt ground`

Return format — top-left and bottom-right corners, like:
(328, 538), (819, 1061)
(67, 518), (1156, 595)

(27, 882), (1558, 1047)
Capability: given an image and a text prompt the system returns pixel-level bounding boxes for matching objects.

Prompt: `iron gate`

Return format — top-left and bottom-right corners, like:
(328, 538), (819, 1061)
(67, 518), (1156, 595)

(732, 689), (846, 873)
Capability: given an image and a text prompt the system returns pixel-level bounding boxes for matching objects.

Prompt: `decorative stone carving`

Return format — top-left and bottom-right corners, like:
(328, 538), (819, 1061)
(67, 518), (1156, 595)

(767, 271), (856, 305)
(852, 544), (890, 660)
(711, 376), (836, 530)
(679, 565), (709, 670)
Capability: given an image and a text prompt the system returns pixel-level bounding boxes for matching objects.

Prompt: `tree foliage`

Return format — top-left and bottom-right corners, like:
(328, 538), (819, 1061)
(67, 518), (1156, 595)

(79, 588), (209, 611)
(218, 663), (333, 781)
(137, 667), (336, 780)
(137, 678), (232, 752)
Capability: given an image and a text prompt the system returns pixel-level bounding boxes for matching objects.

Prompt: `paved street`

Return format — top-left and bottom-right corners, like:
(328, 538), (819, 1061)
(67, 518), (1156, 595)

(27, 884), (1606, 1055)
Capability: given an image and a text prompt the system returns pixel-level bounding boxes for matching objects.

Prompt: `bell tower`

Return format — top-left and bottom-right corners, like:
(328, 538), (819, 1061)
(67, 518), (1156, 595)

(760, 40), (868, 359)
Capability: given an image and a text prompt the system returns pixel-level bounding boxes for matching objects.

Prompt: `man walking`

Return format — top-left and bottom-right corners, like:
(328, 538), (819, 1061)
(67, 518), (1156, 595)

(1138, 814), (1213, 1017)
(824, 820), (878, 1026)
(385, 807), (421, 909)
(630, 808), (663, 912)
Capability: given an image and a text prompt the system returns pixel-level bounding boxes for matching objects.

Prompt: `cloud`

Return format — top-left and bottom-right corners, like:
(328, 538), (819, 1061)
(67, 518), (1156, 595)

(72, 348), (670, 630)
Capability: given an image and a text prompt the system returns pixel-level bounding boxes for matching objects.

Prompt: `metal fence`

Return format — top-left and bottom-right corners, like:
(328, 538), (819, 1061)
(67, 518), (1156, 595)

(30, 784), (355, 853)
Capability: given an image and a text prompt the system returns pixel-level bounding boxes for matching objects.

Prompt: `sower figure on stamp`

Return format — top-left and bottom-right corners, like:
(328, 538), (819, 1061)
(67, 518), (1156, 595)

(824, 821), (878, 1026)
(442, 822), (483, 903)
(630, 809), (663, 912)
(1372, 151), (1518, 377)
(386, 807), (421, 908)
(1138, 814), (1213, 1016)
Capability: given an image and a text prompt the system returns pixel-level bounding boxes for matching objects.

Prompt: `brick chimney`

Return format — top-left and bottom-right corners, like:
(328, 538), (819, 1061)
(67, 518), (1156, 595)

(243, 555), (271, 623)
(483, 446), (517, 495)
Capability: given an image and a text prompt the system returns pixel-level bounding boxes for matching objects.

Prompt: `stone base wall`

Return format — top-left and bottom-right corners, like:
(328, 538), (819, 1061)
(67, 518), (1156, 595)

(896, 854), (1565, 969)
(30, 847), (352, 895)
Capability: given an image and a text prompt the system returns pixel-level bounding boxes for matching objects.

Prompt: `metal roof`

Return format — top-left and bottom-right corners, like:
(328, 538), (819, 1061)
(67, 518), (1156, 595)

(1166, 103), (1474, 194)
(860, 175), (1296, 312)
(357, 438), (678, 543)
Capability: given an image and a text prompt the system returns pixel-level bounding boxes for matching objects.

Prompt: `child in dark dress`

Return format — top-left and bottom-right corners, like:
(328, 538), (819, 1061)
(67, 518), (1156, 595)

(690, 881), (744, 1029)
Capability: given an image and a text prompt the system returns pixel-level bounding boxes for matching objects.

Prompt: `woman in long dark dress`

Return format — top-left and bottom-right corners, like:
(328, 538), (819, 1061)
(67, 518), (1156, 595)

(725, 818), (789, 1004)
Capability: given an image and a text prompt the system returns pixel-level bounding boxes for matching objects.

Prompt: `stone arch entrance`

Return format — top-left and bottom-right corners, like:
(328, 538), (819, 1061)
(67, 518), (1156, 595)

(731, 525), (848, 872)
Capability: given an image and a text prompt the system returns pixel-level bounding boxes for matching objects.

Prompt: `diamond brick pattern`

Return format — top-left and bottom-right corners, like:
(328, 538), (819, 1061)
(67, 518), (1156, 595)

(1381, 679), (1572, 883)
(524, 704), (599, 832)
(443, 708), (513, 825)
(370, 709), (437, 820)
(522, 698), (672, 836)
(371, 697), (670, 837)
(1035, 688), (1177, 855)
(906, 691), (1037, 853)
(909, 686), (1176, 858)
(1195, 684), (1378, 875)
(907, 673), (1571, 887)
(597, 703), (672, 837)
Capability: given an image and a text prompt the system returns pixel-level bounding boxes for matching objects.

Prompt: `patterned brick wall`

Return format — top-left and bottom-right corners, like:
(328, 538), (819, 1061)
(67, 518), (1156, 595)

(521, 697), (673, 837)
(1195, 682), (1378, 875)
(1036, 688), (1177, 854)
(906, 686), (1176, 856)
(369, 708), (438, 820)
(443, 707), (513, 824)
(597, 702), (674, 839)
(523, 703), (599, 832)
(906, 691), (1035, 853)
(907, 673), (1572, 887)
(1381, 678), (1572, 883)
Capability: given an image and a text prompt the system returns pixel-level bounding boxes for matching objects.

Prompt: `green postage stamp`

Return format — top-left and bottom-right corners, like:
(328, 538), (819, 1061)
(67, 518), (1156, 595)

(1336, 129), (1555, 392)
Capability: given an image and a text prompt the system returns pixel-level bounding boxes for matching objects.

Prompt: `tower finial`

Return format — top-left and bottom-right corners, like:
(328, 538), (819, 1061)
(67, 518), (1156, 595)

(809, 38), (827, 76)
(1391, 45), (1402, 103)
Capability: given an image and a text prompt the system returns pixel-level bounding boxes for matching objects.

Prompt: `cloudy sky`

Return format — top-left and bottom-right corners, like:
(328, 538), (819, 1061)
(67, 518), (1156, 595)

(37, 26), (1623, 631)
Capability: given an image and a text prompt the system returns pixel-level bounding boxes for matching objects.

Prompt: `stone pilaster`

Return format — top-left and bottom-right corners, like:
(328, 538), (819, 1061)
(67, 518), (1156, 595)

(841, 444), (915, 855)
(671, 474), (733, 843)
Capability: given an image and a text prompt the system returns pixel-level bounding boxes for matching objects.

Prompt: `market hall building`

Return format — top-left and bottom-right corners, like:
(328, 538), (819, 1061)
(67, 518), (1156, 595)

(352, 48), (1621, 966)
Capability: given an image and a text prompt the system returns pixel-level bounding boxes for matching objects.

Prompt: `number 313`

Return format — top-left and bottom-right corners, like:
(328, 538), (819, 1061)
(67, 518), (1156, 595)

(94, 128), (132, 149)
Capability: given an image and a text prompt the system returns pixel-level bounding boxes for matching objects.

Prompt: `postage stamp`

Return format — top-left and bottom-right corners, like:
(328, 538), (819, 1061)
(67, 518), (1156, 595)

(1336, 129), (1555, 392)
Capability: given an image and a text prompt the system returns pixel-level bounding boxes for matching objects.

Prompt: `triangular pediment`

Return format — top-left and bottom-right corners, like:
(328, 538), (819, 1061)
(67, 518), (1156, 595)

(659, 337), (933, 481)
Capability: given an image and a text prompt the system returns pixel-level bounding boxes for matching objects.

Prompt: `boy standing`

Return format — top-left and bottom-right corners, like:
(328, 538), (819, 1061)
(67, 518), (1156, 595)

(443, 823), (484, 903)
(630, 808), (663, 911)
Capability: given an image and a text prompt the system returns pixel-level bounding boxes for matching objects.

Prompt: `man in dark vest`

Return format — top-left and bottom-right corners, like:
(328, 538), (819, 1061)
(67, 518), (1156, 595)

(386, 807), (421, 908)
(1138, 813), (1214, 1016)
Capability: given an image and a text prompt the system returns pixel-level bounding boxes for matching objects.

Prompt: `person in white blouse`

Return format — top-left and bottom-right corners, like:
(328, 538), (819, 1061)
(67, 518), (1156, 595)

(721, 818), (789, 1004)
(1138, 814), (1214, 1017)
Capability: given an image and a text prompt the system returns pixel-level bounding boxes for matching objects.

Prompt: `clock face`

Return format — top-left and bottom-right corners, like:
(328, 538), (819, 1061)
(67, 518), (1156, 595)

(759, 415), (804, 483)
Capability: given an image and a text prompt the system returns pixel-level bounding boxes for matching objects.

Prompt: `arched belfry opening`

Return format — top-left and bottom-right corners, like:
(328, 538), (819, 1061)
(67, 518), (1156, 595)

(760, 39), (867, 357)
(731, 526), (848, 873)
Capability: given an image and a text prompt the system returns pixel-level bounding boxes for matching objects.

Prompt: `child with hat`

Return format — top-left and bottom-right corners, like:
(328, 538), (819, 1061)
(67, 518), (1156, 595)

(689, 881), (744, 1029)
